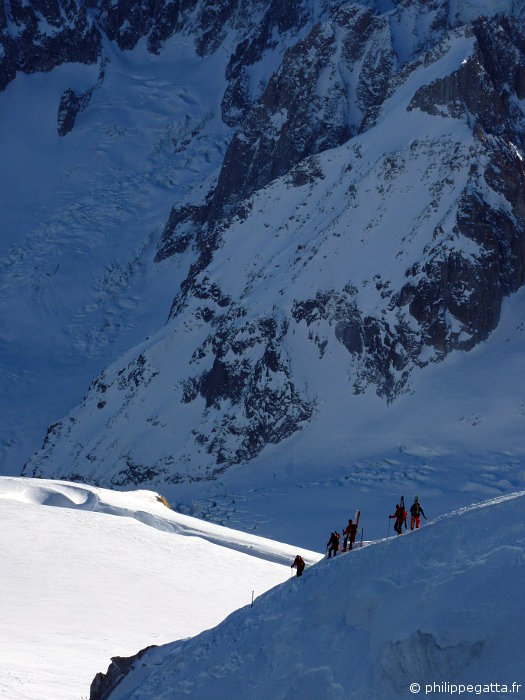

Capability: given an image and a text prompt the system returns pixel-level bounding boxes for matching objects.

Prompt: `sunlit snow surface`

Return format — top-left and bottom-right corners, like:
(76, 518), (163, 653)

(96, 490), (525, 700)
(0, 477), (321, 700)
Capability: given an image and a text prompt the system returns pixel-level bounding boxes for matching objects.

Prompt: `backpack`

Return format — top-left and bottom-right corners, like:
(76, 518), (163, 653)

(411, 502), (420, 517)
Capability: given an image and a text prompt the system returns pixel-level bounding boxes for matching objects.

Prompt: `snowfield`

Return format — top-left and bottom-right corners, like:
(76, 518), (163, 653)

(0, 477), (321, 700)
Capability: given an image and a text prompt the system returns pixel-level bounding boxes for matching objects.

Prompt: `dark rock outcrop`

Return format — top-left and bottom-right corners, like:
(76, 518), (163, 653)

(57, 89), (89, 137)
(293, 288), (421, 401)
(220, 0), (310, 126)
(154, 204), (206, 263)
(180, 310), (315, 471)
(401, 16), (525, 353)
(90, 646), (156, 700)
(409, 15), (525, 147)
(57, 59), (106, 135)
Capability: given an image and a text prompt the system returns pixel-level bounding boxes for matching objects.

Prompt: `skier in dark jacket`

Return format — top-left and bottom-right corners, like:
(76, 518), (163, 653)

(291, 555), (305, 577)
(410, 496), (427, 530)
(343, 519), (358, 551)
(326, 531), (341, 558)
(389, 504), (407, 535)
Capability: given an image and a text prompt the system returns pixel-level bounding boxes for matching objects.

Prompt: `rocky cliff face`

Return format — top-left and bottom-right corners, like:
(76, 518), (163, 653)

(214, 4), (394, 210)
(1, 0), (322, 133)
(400, 15), (525, 353)
(0, 0), (101, 90)
(14, 0), (525, 487)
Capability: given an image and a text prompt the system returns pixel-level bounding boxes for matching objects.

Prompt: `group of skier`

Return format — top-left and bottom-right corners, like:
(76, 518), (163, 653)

(290, 495), (428, 577)
(327, 513), (360, 559)
(389, 495), (427, 535)
(291, 510), (360, 577)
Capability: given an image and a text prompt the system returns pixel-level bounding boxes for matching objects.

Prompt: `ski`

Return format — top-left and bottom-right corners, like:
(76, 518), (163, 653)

(342, 510), (360, 552)
(400, 496), (407, 531)
(352, 510), (360, 549)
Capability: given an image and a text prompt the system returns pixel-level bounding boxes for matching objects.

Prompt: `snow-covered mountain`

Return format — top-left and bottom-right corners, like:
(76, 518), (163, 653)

(3, 5), (525, 697)
(0, 476), (320, 700)
(91, 489), (525, 700)
(2, 0), (525, 538)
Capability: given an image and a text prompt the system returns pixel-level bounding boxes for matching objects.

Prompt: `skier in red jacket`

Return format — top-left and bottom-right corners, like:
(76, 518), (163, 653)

(326, 531), (341, 558)
(389, 504), (407, 535)
(291, 555), (305, 577)
(342, 519), (358, 551)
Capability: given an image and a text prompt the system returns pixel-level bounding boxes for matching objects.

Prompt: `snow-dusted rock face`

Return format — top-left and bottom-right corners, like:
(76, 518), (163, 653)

(12, 0), (525, 488)
(0, 0), (101, 90)
(400, 16), (525, 352)
(213, 4), (395, 215)
(0, 0), (318, 130)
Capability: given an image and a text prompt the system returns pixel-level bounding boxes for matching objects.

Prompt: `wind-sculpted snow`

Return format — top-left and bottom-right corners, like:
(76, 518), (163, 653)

(0, 477), (321, 565)
(0, 477), (321, 700)
(92, 491), (525, 699)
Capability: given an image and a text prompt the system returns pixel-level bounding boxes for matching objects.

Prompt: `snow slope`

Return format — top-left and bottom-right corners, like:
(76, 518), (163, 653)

(0, 37), (231, 473)
(0, 477), (321, 700)
(96, 490), (525, 700)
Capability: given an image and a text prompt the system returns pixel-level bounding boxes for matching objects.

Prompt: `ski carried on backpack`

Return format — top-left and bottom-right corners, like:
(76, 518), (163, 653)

(400, 496), (407, 531)
(352, 509), (360, 548)
(353, 509), (365, 547)
(341, 510), (360, 552)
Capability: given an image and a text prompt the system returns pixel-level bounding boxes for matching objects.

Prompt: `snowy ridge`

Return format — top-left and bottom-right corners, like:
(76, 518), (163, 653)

(94, 489), (525, 700)
(0, 477), (321, 700)
(0, 477), (321, 566)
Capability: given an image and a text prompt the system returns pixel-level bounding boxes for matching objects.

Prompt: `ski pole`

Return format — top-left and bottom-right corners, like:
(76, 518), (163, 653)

(387, 518), (391, 537)
(360, 527), (363, 547)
